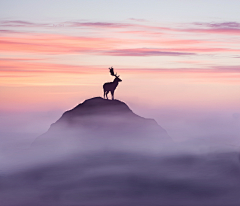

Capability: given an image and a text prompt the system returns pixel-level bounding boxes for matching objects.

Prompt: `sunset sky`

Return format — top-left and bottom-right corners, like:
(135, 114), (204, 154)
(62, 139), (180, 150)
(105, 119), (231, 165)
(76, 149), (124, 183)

(1, 0), (240, 141)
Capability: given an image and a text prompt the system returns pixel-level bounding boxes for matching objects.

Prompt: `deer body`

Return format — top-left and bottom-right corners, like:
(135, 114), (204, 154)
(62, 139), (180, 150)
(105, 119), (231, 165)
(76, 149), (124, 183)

(103, 67), (122, 100)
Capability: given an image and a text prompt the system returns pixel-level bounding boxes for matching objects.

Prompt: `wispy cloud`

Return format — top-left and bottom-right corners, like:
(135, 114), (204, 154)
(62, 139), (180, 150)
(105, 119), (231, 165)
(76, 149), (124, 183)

(2, 19), (240, 38)
(0, 29), (21, 34)
(0, 34), (122, 54)
(183, 21), (240, 35)
(1, 32), (237, 56)
(0, 20), (134, 30)
(194, 22), (240, 29)
(128, 18), (147, 22)
(1, 58), (240, 77)
(2, 19), (240, 35)
(122, 67), (240, 74)
(66, 21), (131, 28)
(213, 66), (240, 73)
(103, 48), (195, 56)
(0, 20), (51, 27)
(0, 59), (102, 75)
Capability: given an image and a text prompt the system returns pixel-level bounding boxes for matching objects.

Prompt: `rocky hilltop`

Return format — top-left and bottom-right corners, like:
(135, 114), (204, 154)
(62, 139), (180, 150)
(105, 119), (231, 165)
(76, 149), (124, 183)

(34, 97), (171, 149)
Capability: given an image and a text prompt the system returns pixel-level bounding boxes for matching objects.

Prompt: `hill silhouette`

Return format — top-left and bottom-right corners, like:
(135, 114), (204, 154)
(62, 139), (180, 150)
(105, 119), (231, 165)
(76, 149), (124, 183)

(34, 97), (170, 150)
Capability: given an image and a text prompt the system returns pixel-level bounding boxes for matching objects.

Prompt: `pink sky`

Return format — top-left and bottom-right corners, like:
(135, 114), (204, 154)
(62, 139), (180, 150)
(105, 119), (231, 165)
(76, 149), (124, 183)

(1, 18), (240, 141)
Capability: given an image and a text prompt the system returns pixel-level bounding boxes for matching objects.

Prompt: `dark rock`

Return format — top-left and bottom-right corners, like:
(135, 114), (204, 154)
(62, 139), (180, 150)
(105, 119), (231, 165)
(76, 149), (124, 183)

(33, 97), (171, 149)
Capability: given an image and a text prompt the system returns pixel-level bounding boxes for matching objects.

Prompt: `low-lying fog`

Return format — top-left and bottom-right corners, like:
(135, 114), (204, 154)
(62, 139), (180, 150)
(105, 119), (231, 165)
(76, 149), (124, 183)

(0, 108), (240, 206)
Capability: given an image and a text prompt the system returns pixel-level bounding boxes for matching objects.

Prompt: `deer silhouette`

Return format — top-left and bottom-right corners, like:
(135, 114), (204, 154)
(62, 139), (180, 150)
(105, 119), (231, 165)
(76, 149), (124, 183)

(103, 67), (122, 100)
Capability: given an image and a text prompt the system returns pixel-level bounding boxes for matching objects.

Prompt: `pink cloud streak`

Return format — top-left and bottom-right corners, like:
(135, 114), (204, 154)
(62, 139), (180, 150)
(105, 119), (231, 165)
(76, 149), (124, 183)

(2, 20), (240, 36)
(0, 59), (104, 75)
(1, 58), (240, 77)
(103, 48), (195, 56)
(1, 34), (238, 56)
(0, 34), (122, 54)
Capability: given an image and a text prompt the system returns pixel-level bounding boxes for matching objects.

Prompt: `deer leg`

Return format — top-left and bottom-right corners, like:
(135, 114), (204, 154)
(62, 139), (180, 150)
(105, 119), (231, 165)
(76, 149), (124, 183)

(106, 91), (109, 99)
(111, 91), (114, 100)
(103, 90), (106, 99)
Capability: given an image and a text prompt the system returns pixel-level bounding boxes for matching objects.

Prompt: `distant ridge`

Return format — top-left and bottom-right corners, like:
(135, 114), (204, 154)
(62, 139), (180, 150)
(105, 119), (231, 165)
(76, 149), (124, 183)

(33, 97), (171, 149)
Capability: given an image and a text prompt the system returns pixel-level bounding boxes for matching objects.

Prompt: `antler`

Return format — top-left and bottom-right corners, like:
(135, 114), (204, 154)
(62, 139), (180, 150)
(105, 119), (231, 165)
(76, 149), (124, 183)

(109, 67), (120, 77)
(109, 67), (115, 76)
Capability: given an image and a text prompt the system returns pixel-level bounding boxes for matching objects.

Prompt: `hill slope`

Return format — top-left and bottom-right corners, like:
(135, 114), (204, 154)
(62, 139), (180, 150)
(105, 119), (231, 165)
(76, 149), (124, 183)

(34, 97), (171, 150)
